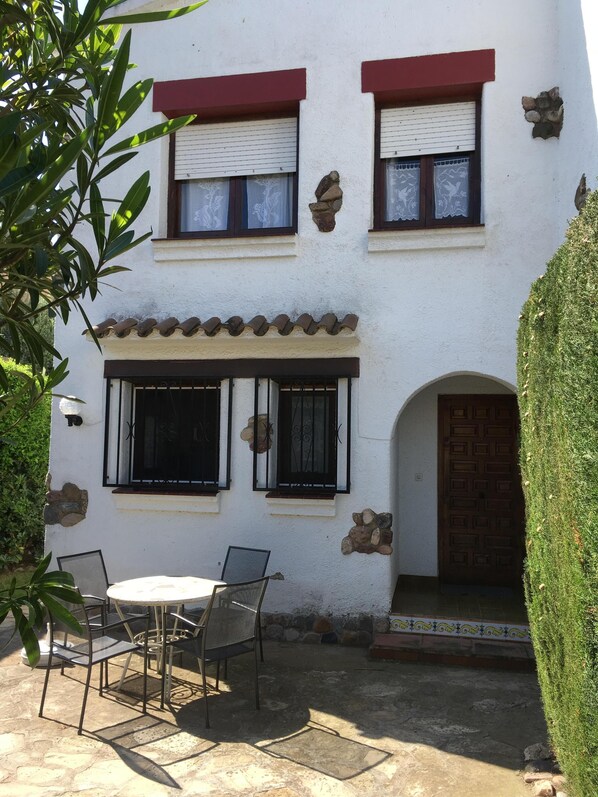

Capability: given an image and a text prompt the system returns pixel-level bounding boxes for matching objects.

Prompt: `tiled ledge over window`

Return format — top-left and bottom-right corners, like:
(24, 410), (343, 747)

(368, 225), (486, 252)
(152, 234), (298, 262)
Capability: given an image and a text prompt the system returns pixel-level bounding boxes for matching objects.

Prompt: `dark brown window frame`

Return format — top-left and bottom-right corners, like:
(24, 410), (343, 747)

(252, 374), (352, 496)
(167, 112), (299, 240)
(103, 374), (233, 494)
(373, 97), (481, 231)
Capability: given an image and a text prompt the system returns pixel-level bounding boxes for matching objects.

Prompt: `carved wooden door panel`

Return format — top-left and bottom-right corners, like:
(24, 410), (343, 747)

(438, 395), (525, 587)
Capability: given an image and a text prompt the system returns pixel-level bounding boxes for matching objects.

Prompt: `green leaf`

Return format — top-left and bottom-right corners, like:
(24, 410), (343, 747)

(106, 1), (208, 25)
(104, 114), (196, 156)
(95, 29), (131, 148)
(103, 229), (135, 260)
(13, 608), (40, 668)
(89, 182), (106, 250)
(94, 151), (137, 183)
(108, 170), (150, 238)
(41, 594), (83, 636)
(111, 78), (153, 134)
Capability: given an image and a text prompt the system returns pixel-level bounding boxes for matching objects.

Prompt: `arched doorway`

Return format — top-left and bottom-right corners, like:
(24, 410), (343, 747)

(391, 374), (526, 612)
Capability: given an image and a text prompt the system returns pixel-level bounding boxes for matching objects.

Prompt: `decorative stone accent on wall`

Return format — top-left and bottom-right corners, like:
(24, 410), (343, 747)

(574, 173), (590, 212)
(521, 87), (563, 139)
(309, 171), (343, 231)
(44, 478), (88, 527)
(239, 414), (272, 453)
(262, 612), (389, 646)
(342, 508), (393, 555)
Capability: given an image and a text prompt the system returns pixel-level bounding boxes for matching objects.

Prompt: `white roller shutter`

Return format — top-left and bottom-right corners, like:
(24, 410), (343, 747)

(380, 102), (476, 159)
(174, 117), (297, 180)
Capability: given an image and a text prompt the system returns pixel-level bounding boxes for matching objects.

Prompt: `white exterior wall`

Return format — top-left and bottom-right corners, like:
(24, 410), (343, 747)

(556, 0), (598, 238)
(48, 0), (574, 617)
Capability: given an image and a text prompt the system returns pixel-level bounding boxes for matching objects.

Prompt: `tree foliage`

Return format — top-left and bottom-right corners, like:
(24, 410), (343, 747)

(0, 0), (203, 418)
(517, 191), (598, 797)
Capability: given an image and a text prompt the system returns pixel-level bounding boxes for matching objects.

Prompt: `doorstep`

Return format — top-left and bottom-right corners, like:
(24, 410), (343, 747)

(370, 632), (535, 671)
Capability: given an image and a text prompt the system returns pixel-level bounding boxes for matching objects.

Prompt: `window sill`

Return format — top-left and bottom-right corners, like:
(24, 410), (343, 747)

(368, 225), (486, 253)
(265, 492), (337, 517)
(111, 489), (221, 514)
(152, 234), (298, 262)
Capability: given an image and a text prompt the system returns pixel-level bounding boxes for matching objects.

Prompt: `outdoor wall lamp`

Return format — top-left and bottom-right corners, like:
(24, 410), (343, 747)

(59, 396), (83, 427)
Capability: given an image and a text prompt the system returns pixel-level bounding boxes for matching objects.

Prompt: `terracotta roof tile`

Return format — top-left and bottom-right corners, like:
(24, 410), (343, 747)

(87, 313), (358, 339)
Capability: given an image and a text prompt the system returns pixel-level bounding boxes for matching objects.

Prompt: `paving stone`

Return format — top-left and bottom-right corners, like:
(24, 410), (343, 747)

(0, 629), (548, 797)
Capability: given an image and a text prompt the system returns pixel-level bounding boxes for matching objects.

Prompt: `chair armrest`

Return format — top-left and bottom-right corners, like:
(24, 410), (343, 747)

(168, 611), (205, 631)
(82, 594), (106, 605)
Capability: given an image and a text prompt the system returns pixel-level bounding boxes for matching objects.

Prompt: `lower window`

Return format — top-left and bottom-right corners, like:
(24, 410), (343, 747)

(103, 376), (232, 492)
(252, 377), (351, 494)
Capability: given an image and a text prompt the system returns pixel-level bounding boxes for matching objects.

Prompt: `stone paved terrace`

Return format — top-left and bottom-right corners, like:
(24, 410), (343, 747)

(0, 620), (547, 797)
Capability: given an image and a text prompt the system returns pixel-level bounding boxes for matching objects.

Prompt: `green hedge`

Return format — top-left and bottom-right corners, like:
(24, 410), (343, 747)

(517, 192), (598, 797)
(0, 359), (50, 569)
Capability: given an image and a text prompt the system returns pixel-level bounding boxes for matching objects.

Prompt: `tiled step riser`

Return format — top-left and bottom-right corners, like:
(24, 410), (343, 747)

(390, 615), (530, 642)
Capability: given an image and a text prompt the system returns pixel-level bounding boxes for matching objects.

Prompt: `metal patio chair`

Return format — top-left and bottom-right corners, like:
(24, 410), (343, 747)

(187, 545), (271, 661)
(39, 593), (149, 735)
(167, 577), (269, 728)
(57, 549), (149, 687)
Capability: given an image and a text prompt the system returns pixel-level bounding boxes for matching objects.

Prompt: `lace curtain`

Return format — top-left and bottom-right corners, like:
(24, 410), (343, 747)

(179, 173), (292, 231)
(245, 173), (293, 229)
(434, 156), (470, 219)
(385, 159), (420, 222)
(180, 178), (229, 232)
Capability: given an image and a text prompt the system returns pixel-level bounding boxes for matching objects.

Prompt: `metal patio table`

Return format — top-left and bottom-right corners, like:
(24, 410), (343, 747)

(107, 575), (223, 707)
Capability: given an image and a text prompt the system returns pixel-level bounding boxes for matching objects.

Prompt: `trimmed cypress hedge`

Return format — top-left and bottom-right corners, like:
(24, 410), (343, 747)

(0, 359), (50, 569)
(517, 192), (598, 797)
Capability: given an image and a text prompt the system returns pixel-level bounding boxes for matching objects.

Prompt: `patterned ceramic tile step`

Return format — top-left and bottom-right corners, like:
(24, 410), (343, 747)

(370, 632), (535, 672)
(389, 614), (531, 642)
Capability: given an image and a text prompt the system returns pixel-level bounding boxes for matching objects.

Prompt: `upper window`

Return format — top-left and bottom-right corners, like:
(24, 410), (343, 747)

(252, 376), (351, 495)
(170, 116), (298, 238)
(374, 100), (480, 229)
(103, 375), (232, 493)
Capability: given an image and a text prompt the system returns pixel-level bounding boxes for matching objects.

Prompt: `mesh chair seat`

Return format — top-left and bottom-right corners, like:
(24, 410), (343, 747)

(54, 635), (141, 667)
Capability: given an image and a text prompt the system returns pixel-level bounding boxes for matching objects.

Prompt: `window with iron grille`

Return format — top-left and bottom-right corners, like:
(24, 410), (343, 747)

(374, 100), (481, 229)
(252, 377), (351, 494)
(103, 376), (232, 492)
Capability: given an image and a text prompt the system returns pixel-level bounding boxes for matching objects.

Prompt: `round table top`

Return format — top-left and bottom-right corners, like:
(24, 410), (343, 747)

(106, 575), (223, 606)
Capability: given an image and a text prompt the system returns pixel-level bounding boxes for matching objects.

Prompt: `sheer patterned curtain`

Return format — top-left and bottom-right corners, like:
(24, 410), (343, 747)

(245, 173), (293, 229)
(180, 178), (229, 232)
(385, 159), (420, 222)
(434, 156), (470, 219)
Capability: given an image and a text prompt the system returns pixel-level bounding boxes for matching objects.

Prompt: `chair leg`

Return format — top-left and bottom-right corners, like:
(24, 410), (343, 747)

(254, 646), (260, 710)
(39, 651), (53, 718)
(142, 630), (148, 714)
(258, 616), (265, 663)
(199, 659), (210, 728)
(215, 660), (220, 690)
(78, 666), (94, 735)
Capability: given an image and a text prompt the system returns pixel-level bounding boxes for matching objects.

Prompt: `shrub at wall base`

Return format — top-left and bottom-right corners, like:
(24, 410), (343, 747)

(0, 360), (50, 569)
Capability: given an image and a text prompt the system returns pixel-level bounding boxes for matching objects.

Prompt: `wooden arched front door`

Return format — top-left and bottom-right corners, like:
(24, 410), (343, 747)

(438, 394), (525, 587)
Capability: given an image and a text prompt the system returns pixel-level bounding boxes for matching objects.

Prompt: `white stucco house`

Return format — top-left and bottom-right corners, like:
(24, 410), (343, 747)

(46, 0), (598, 645)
